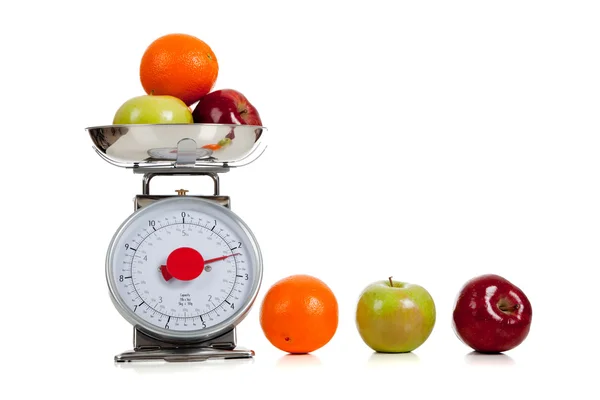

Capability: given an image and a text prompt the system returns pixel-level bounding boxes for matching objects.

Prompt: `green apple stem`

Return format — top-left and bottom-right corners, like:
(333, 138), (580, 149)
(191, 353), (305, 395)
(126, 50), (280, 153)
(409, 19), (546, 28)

(388, 276), (394, 287)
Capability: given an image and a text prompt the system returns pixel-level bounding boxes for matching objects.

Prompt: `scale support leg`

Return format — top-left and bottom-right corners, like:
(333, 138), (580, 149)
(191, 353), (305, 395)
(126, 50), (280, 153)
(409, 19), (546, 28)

(114, 327), (255, 363)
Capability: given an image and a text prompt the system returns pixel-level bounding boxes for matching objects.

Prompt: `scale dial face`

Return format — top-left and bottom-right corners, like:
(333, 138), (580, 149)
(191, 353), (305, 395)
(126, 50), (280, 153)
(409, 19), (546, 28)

(106, 196), (262, 341)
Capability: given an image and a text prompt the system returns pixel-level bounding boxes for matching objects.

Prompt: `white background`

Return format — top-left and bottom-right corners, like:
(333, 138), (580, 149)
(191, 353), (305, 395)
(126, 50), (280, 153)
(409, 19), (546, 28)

(1, 0), (598, 398)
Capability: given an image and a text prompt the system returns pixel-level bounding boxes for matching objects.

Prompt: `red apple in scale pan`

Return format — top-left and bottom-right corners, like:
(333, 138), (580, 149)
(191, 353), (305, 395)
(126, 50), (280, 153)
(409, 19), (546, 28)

(192, 89), (263, 150)
(193, 89), (262, 125)
(452, 274), (532, 353)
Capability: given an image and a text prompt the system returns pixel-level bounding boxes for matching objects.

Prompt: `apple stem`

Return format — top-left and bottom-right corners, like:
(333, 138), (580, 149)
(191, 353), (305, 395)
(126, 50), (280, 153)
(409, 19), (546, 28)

(388, 276), (394, 287)
(499, 304), (520, 312)
(497, 298), (520, 313)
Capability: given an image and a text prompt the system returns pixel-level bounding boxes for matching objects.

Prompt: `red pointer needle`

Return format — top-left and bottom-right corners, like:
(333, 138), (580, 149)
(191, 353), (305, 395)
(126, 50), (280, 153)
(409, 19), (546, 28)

(160, 253), (240, 281)
(204, 253), (241, 264)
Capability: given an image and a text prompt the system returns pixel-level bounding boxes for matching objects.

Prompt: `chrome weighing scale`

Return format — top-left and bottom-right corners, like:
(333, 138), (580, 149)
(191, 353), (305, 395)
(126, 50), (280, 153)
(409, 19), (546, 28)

(86, 123), (267, 362)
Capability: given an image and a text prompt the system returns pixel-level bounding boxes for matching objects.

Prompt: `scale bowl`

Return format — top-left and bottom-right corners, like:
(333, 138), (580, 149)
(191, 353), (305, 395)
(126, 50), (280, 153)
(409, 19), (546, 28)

(86, 123), (266, 169)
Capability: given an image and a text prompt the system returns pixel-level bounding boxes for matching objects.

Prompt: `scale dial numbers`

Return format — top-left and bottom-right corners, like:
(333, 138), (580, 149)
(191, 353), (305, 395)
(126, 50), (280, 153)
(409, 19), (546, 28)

(107, 197), (262, 341)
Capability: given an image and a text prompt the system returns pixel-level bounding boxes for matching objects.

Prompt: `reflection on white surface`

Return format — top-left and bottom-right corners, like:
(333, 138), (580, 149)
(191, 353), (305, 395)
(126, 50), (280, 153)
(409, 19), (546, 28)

(114, 357), (255, 374)
(276, 354), (323, 368)
(464, 351), (515, 366)
(368, 352), (421, 366)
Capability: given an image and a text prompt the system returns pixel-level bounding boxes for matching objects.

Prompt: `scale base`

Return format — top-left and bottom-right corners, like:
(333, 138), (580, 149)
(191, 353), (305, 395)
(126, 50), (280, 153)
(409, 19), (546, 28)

(114, 347), (255, 363)
(115, 327), (254, 363)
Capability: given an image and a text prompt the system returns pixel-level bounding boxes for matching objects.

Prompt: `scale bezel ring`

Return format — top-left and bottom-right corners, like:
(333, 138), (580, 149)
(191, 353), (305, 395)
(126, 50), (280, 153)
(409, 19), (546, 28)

(105, 196), (263, 343)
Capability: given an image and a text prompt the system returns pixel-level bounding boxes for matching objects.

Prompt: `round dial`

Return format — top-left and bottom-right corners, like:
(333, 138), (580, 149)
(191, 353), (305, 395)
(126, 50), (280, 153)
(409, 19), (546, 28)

(106, 196), (262, 341)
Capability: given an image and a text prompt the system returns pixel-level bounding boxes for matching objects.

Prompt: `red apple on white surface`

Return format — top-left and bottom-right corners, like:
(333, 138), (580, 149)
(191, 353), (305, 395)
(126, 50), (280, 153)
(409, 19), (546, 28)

(452, 274), (532, 353)
(192, 89), (262, 126)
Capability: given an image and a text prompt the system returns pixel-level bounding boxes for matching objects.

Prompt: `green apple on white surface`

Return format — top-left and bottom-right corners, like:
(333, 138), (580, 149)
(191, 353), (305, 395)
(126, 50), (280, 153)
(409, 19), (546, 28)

(356, 277), (436, 353)
(113, 94), (193, 124)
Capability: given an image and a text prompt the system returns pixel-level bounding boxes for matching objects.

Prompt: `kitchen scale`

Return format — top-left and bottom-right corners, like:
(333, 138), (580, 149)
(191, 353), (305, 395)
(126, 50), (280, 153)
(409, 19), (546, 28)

(86, 123), (267, 363)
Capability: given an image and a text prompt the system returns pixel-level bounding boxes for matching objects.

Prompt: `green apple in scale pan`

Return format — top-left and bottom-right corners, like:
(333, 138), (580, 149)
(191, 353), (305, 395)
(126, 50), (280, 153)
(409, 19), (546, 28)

(356, 277), (436, 353)
(113, 94), (193, 124)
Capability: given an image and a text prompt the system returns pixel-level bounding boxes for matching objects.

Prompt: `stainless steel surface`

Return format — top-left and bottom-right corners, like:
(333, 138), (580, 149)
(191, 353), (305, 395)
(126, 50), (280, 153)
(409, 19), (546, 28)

(135, 195), (231, 210)
(173, 138), (199, 168)
(133, 326), (238, 350)
(135, 171), (228, 209)
(86, 123), (267, 169)
(141, 171), (221, 196)
(115, 348), (254, 362)
(115, 317), (253, 363)
(105, 196), (263, 343)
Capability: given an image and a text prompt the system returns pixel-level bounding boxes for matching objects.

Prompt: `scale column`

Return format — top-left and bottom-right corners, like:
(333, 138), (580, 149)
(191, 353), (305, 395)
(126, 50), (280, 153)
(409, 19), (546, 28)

(133, 171), (231, 210)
